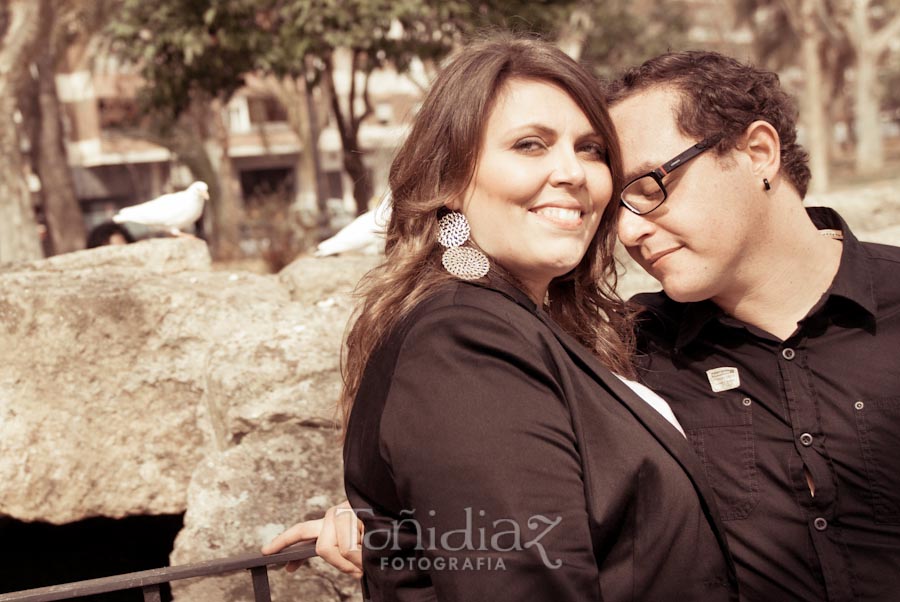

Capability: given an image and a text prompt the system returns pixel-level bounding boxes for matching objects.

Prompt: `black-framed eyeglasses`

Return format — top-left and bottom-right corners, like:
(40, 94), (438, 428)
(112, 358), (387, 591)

(620, 137), (719, 215)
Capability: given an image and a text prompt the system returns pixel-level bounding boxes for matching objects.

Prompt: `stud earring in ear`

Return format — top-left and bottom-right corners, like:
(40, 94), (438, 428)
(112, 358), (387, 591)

(763, 178), (771, 192)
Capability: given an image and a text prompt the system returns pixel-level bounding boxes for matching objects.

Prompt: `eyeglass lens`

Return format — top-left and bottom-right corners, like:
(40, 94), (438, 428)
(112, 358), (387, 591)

(622, 176), (666, 214)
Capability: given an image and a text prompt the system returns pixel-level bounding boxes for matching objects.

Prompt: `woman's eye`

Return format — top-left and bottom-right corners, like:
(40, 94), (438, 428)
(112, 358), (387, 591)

(579, 142), (607, 160)
(514, 139), (546, 153)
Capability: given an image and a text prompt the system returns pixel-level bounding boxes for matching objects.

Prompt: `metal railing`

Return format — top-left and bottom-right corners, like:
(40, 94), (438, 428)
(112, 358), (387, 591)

(0, 541), (316, 602)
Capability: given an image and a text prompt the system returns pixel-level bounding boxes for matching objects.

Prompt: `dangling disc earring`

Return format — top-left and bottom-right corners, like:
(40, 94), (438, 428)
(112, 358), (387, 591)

(437, 212), (489, 280)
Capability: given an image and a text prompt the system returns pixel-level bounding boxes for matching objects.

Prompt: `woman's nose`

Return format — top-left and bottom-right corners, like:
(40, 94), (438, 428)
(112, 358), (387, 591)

(548, 149), (587, 188)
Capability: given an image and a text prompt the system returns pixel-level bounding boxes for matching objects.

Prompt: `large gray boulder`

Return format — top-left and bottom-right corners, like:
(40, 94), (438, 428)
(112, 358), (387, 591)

(277, 255), (379, 305)
(0, 238), (369, 601)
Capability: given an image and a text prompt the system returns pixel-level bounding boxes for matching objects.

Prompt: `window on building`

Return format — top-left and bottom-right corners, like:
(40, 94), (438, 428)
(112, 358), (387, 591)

(247, 96), (288, 125)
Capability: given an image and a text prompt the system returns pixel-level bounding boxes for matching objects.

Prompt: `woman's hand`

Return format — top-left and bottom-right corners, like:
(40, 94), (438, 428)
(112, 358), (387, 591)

(261, 501), (364, 579)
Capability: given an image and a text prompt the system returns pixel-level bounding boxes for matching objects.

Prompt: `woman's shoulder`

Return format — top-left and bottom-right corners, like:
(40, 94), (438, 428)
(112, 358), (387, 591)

(406, 279), (537, 328)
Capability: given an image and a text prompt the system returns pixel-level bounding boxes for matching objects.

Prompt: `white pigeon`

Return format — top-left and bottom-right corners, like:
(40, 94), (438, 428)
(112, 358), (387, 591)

(113, 181), (209, 235)
(315, 194), (393, 257)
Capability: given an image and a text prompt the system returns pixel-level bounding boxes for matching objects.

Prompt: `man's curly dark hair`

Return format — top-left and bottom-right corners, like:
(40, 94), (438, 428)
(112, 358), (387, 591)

(605, 50), (811, 198)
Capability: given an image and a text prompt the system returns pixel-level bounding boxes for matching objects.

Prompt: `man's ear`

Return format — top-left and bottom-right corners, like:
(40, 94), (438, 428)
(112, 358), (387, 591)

(740, 120), (781, 180)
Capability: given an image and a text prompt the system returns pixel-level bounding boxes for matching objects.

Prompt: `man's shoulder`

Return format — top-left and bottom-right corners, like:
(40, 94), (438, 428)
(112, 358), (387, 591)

(861, 238), (900, 266)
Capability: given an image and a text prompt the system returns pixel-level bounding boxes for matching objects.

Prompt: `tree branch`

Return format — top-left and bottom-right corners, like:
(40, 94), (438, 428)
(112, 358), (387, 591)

(347, 49), (358, 133)
(842, 0), (866, 48)
(778, 0), (803, 34)
(324, 55), (350, 147)
(352, 51), (374, 134)
(872, 13), (900, 54)
(812, 0), (844, 42)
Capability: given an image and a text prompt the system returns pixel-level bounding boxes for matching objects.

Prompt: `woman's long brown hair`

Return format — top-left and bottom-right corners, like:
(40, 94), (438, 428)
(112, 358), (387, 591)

(340, 34), (637, 428)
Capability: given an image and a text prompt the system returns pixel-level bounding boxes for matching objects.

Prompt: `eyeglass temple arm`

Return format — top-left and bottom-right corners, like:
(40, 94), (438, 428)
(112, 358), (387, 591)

(657, 139), (716, 177)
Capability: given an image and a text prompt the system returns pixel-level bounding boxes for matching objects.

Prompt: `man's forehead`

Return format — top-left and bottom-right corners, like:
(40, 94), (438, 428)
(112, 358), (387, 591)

(610, 88), (687, 174)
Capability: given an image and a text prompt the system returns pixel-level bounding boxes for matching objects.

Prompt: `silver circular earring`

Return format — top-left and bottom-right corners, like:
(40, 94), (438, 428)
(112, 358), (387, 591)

(438, 212), (489, 280)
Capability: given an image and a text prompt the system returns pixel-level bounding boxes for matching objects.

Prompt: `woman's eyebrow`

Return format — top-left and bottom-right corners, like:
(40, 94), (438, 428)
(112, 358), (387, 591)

(506, 123), (557, 137)
(507, 123), (603, 143)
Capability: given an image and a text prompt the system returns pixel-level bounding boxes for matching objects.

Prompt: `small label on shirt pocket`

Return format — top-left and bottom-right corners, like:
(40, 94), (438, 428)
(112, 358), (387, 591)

(855, 397), (900, 524)
(681, 396), (758, 521)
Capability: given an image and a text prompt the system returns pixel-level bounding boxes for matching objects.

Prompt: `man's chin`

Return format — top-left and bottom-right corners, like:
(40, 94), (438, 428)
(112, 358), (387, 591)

(660, 280), (715, 304)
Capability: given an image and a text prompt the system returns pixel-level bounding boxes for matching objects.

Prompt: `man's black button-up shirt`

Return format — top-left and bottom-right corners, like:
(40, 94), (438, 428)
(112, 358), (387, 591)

(633, 207), (900, 601)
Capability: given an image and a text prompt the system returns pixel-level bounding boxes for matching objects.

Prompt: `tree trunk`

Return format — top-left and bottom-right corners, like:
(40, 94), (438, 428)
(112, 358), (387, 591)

(34, 43), (86, 254)
(799, 0), (830, 193)
(556, 7), (592, 61)
(343, 150), (373, 216)
(251, 73), (321, 229)
(323, 54), (373, 216)
(853, 45), (883, 173)
(848, 0), (885, 174)
(208, 96), (243, 260)
(0, 0), (44, 264)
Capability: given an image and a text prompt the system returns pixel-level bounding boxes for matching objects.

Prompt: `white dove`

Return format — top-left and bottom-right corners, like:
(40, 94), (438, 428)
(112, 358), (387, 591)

(315, 194), (393, 257)
(113, 181), (209, 235)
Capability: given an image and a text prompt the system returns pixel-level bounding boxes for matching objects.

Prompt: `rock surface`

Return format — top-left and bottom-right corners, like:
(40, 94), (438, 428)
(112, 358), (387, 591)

(170, 429), (356, 602)
(277, 255), (379, 306)
(0, 237), (369, 601)
(0, 236), (213, 274)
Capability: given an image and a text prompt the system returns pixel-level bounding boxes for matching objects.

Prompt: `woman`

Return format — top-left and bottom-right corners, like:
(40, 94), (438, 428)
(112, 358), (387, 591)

(267, 36), (737, 601)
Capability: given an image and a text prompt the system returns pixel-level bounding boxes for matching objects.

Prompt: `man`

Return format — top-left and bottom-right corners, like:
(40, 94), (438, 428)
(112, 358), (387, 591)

(609, 50), (900, 601)
(265, 51), (900, 601)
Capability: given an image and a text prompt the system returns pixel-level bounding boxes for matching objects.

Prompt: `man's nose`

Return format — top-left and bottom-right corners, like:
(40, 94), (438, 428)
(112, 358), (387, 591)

(616, 204), (655, 247)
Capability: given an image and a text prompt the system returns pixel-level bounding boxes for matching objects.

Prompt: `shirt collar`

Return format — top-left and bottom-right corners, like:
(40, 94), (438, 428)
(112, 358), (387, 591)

(673, 206), (876, 350)
(807, 206), (877, 316)
(674, 300), (723, 351)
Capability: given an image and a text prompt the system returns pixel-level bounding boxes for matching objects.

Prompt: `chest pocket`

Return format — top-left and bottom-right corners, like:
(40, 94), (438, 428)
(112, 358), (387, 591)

(681, 395), (758, 521)
(855, 396), (900, 524)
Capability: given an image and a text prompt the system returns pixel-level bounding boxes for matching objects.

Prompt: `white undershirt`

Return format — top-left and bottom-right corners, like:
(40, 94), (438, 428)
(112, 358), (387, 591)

(615, 375), (686, 438)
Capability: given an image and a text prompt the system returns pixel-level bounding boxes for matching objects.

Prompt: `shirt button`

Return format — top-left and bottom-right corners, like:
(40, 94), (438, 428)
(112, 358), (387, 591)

(855, 401), (865, 410)
(782, 348), (796, 360)
(742, 398), (752, 406)
(800, 433), (814, 446)
(813, 517), (828, 531)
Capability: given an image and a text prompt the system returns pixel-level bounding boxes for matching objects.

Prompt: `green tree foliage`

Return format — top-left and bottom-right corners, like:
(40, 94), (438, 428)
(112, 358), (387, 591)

(108, 0), (262, 120)
(108, 0), (700, 215)
(106, 0), (581, 215)
(578, 0), (690, 80)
